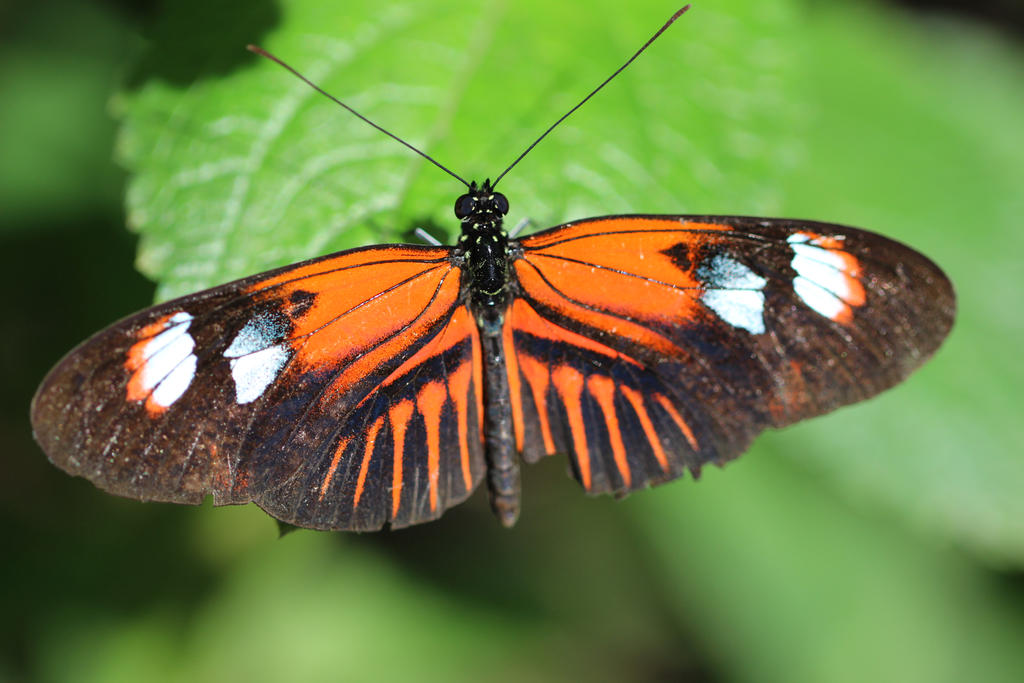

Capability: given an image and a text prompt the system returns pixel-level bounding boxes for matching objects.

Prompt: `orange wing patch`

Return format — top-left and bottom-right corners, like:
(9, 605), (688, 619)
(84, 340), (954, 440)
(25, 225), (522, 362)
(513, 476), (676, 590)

(587, 374), (631, 488)
(517, 217), (737, 359)
(551, 364), (590, 489)
(124, 311), (198, 416)
(516, 354), (556, 456)
(352, 417), (383, 509)
(619, 385), (669, 472)
(506, 298), (641, 460)
(373, 305), (482, 496)
(259, 259), (460, 404)
(319, 436), (352, 501)
(507, 298), (644, 366)
(417, 380), (447, 512)
(503, 297), (702, 493)
(446, 355), (475, 491)
(389, 399), (415, 518)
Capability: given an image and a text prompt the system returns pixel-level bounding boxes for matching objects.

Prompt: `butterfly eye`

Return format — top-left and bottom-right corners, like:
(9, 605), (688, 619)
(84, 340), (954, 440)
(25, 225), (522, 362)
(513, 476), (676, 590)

(494, 193), (509, 215)
(454, 194), (476, 219)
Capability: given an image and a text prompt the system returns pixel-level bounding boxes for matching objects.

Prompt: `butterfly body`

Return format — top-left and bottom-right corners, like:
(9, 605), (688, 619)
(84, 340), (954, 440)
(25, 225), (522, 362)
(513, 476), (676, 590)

(454, 178), (520, 525)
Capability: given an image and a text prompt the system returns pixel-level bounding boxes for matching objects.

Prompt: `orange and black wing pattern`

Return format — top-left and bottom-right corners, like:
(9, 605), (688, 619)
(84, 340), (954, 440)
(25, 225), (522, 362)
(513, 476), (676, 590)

(508, 215), (954, 495)
(31, 245), (486, 530)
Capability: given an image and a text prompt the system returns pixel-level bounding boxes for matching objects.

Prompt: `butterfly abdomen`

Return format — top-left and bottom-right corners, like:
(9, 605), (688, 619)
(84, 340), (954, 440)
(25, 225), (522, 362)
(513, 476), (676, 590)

(477, 313), (521, 527)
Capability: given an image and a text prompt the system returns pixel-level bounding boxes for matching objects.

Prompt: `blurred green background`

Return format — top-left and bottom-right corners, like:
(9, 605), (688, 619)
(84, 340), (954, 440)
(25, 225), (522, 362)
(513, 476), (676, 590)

(3, 0), (1023, 681)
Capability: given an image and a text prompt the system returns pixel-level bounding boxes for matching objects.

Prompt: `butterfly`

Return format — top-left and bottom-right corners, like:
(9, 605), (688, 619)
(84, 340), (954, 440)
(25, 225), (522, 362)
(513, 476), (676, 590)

(30, 7), (955, 531)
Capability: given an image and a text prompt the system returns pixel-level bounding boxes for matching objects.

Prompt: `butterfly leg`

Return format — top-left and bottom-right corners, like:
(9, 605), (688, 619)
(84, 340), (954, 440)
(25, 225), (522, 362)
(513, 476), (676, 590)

(478, 311), (521, 527)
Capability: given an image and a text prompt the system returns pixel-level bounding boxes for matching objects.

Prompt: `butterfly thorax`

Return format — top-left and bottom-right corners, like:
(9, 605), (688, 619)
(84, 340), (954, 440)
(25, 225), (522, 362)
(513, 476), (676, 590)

(455, 179), (511, 311)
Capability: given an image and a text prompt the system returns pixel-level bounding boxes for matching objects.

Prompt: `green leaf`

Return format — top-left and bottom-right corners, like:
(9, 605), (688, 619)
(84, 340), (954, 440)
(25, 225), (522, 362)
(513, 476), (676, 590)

(118, 0), (1024, 563)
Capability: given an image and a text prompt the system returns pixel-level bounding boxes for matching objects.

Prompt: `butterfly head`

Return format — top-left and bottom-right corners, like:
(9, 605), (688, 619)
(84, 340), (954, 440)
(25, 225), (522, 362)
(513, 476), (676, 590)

(455, 179), (509, 227)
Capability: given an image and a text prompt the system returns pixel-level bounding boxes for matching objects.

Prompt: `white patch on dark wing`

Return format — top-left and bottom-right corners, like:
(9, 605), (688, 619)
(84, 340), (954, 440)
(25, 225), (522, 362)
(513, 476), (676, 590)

(787, 233), (861, 321)
(792, 275), (846, 320)
(140, 312), (197, 408)
(698, 254), (768, 334)
(224, 314), (292, 404)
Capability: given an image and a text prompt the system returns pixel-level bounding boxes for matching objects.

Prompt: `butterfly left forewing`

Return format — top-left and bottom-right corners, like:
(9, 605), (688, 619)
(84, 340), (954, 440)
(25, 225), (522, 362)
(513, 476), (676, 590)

(31, 244), (481, 529)
(512, 215), (954, 495)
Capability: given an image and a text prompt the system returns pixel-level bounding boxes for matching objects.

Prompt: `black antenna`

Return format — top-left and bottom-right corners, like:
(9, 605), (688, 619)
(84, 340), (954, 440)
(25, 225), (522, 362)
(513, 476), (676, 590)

(247, 44), (471, 188)
(492, 5), (691, 188)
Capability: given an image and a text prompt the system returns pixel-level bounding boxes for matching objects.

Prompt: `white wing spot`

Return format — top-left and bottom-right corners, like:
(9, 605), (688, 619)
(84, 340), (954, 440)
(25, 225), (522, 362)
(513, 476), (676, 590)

(788, 234), (855, 300)
(224, 314), (292, 404)
(141, 314), (191, 361)
(787, 232), (859, 320)
(139, 312), (197, 408)
(224, 313), (286, 357)
(151, 354), (197, 407)
(228, 345), (291, 404)
(702, 290), (767, 334)
(698, 254), (768, 334)
(793, 276), (846, 320)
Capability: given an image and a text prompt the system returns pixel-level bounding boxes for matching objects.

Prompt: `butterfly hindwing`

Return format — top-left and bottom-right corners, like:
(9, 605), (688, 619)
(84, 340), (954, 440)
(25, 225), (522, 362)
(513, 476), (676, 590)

(511, 215), (955, 494)
(30, 244), (486, 530)
(261, 305), (486, 530)
(502, 297), (713, 494)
